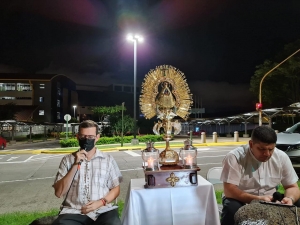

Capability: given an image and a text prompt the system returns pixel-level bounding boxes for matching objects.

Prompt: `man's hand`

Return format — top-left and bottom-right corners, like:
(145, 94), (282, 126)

(281, 197), (293, 205)
(259, 195), (273, 202)
(81, 200), (102, 214)
(75, 150), (87, 164)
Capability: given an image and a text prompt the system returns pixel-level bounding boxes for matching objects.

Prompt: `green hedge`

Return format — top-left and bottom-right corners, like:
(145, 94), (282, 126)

(59, 135), (164, 147)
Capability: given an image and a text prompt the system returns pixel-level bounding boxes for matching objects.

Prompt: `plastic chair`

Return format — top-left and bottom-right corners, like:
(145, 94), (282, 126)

(206, 167), (223, 216)
(206, 167), (223, 185)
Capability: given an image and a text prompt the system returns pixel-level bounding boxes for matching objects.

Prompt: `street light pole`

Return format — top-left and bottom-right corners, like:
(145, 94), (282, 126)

(73, 105), (77, 119)
(258, 49), (300, 126)
(127, 34), (143, 141)
(133, 39), (137, 139)
(121, 102), (125, 147)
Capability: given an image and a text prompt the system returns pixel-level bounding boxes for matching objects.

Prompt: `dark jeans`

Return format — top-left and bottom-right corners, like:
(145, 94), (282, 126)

(221, 197), (245, 225)
(52, 209), (121, 225)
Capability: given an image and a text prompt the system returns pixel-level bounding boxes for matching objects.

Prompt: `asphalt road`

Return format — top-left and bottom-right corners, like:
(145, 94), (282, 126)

(0, 144), (234, 215)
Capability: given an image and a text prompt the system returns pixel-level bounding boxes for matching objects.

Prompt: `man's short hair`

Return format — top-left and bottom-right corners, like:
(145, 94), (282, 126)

(251, 126), (277, 144)
(78, 120), (99, 135)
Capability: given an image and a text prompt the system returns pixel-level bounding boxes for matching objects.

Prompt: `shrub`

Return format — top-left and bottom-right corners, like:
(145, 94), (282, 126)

(60, 132), (73, 137)
(59, 135), (163, 147)
(59, 138), (79, 147)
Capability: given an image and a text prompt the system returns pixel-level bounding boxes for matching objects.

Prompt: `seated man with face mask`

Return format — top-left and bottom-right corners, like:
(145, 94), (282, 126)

(52, 120), (122, 225)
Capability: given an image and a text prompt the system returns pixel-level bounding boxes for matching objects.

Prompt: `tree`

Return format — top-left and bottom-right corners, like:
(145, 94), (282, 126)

(90, 105), (124, 122)
(112, 115), (134, 135)
(90, 105), (127, 136)
(250, 39), (300, 107)
(0, 103), (21, 120)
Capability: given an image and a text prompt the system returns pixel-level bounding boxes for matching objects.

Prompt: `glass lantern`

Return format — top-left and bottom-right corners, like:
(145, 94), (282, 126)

(142, 141), (160, 171)
(179, 139), (197, 169)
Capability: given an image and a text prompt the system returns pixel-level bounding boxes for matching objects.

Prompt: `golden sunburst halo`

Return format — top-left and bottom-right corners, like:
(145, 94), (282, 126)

(139, 65), (193, 120)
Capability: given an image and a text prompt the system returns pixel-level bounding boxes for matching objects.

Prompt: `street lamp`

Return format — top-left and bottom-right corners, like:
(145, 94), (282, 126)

(73, 105), (77, 119)
(121, 102), (125, 147)
(127, 34), (143, 141)
(258, 49), (300, 126)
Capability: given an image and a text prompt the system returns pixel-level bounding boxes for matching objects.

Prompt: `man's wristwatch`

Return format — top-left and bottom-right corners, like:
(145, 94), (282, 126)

(285, 196), (295, 204)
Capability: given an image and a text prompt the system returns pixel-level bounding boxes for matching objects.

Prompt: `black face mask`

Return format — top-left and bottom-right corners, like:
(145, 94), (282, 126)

(78, 138), (95, 152)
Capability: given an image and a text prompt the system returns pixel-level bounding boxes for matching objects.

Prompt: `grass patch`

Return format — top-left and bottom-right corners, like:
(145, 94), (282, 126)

(0, 208), (59, 225)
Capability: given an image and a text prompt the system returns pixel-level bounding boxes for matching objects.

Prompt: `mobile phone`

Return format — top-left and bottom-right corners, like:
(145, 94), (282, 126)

(259, 201), (294, 207)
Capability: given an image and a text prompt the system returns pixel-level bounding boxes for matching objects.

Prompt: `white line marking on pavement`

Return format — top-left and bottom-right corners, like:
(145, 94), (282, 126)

(0, 176), (55, 184)
(197, 148), (210, 151)
(28, 155), (63, 161)
(24, 155), (36, 162)
(7, 157), (19, 161)
(123, 151), (141, 157)
(120, 168), (143, 172)
(197, 155), (226, 158)
(0, 154), (63, 164)
(197, 162), (222, 166)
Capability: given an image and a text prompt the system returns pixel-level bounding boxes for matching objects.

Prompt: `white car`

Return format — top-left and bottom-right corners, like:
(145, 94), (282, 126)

(276, 122), (300, 163)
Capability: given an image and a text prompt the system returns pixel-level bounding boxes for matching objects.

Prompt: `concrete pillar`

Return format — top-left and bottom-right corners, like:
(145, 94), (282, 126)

(201, 132), (206, 143)
(212, 132), (217, 143)
(234, 131), (239, 142)
(43, 126), (47, 141)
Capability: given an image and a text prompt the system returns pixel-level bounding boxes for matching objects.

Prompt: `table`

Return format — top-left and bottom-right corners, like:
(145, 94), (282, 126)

(121, 175), (220, 225)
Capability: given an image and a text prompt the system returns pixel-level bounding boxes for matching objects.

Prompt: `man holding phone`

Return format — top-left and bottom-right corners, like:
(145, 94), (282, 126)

(52, 120), (122, 225)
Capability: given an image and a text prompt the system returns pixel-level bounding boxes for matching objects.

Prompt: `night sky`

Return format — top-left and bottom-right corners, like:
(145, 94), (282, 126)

(1, 0), (300, 115)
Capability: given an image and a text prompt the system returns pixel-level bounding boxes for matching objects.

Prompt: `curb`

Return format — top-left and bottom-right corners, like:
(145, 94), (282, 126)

(0, 142), (248, 154)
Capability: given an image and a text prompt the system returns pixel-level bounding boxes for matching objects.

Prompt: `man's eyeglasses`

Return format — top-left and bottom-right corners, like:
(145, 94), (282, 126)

(78, 134), (97, 140)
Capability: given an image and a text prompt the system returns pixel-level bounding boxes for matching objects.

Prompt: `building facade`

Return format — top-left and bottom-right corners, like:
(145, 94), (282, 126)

(0, 73), (78, 123)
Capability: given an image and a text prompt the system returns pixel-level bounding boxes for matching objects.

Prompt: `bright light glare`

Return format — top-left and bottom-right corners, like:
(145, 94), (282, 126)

(73, 105), (77, 108)
(127, 34), (134, 41)
(127, 33), (144, 42)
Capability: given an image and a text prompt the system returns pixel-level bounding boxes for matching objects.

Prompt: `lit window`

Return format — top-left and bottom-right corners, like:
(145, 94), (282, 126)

(40, 84), (45, 89)
(39, 110), (44, 115)
(57, 100), (60, 107)
(39, 97), (44, 102)
(57, 88), (61, 95)
(57, 112), (60, 119)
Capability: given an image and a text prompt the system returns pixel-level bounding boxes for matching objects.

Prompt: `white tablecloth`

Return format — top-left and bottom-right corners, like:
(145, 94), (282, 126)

(121, 175), (220, 225)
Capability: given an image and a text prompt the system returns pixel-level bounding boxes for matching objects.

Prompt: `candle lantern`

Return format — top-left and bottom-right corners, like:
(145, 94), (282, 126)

(142, 141), (160, 171)
(179, 139), (197, 169)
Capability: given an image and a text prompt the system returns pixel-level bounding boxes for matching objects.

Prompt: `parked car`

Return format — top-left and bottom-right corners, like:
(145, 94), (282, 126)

(0, 136), (7, 150)
(276, 122), (300, 163)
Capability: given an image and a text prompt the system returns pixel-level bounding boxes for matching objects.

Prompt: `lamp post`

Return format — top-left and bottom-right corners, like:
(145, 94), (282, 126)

(121, 102), (125, 147)
(127, 34), (143, 141)
(73, 105), (77, 119)
(258, 49), (300, 126)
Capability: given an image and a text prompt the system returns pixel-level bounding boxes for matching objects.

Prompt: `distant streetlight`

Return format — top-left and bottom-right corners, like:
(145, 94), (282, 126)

(258, 49), (300, 126)
(127, 33), (143, 140)
(73, 105), (77, 118)
(121, 102), (125, 147)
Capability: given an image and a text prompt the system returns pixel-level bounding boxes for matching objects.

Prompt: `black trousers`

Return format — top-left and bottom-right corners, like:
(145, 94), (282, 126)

(52, 209), (121, 225)
(220, 197), (245, 225)
(221, 197), (300, 225)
